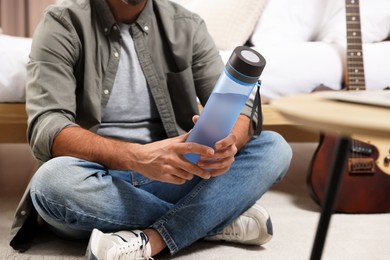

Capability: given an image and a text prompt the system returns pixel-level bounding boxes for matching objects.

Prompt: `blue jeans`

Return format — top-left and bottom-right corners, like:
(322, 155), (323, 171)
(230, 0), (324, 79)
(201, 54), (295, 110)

(30, 131), (292, 254)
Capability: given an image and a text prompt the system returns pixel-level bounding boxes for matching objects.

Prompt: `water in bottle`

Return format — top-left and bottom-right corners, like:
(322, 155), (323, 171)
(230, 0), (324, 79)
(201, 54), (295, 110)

(184, 46), (266, 164)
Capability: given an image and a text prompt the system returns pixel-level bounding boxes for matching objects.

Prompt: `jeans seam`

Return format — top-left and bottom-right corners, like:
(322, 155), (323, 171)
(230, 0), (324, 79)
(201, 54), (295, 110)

(31, 190), (146, 229)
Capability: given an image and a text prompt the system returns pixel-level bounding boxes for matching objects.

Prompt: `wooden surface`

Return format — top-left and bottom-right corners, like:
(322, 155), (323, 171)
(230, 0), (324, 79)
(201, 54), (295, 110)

(0, 103), (319, 144)
(0, 103), (27, 143)
(272, 92), (390, 139)
(262, 104), (319, 142)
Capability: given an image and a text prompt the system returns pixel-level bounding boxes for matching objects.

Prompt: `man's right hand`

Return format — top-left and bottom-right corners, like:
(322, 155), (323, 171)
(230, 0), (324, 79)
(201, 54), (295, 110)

(129, 133), (214, 184)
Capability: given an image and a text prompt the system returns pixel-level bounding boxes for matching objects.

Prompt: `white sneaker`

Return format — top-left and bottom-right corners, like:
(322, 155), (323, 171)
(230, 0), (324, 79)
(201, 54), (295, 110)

(85, 228), (153, 260)
(205, 203), (273, 245)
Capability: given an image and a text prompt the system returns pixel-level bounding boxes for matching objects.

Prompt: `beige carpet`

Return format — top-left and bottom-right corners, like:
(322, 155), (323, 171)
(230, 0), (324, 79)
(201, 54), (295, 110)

(1, 143), (390, 260)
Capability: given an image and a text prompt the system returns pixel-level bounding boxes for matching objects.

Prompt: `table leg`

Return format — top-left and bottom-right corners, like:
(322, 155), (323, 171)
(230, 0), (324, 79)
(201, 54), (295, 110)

(310, 136), (351, 260)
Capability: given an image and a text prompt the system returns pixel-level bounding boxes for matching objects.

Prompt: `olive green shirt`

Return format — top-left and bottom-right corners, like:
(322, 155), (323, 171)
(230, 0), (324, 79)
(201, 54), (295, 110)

(12, 0), (256, 250)
(26, 0), (255, 162)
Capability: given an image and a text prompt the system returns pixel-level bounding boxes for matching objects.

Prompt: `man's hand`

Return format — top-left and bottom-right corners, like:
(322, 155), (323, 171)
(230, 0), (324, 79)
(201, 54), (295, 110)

(131, 133), (215, 184)
(134, 114), (248, 182)
(190, 115), (240, 177)
(197, 133), (238, 177)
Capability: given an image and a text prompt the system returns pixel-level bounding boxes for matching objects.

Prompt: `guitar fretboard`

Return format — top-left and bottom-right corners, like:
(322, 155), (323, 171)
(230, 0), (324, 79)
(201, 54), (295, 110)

(345, 0), (366, 90)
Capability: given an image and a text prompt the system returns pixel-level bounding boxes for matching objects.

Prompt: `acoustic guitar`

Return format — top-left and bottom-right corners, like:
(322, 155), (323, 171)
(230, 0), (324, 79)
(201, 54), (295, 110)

(307, 0), (390, 213)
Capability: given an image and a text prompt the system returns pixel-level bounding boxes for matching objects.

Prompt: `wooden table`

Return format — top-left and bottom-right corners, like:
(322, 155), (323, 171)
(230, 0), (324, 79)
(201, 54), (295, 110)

(272, 92), (390, 260)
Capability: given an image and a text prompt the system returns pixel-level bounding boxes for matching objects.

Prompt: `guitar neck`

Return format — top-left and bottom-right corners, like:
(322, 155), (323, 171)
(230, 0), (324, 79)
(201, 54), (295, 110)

(345, 0), (366, 90)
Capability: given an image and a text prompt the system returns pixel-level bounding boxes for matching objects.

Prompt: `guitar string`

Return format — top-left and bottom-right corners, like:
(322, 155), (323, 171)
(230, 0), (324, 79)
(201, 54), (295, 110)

(346, 0), (365, 164)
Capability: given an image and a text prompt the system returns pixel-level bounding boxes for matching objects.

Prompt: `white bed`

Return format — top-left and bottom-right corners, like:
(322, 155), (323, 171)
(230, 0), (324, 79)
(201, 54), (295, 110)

(0, 34), (30, 143)
(0, 34), (32, 103)
(0, 0), (54, 143)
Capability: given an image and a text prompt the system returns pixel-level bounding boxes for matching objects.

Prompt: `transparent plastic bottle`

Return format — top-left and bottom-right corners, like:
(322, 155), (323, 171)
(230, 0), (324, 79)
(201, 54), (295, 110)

(184, 46), (266, 164)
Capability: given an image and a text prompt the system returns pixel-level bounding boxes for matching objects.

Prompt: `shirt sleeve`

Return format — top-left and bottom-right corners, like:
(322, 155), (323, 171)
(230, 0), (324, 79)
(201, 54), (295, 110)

(26, 9), (80, 162)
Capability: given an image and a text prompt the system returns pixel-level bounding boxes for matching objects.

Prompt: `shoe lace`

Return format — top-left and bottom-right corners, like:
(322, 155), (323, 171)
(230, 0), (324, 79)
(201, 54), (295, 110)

(114, 232), (154, 260)
(220, 225), (240, 240)
(116, 246), (153, 260)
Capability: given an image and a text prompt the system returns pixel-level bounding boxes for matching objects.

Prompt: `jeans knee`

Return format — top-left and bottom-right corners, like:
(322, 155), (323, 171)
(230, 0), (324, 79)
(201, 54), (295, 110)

(252, 131), (292, 159)
(30, 156), (80, 198)
(268, 131), (292, 163)
(267, 131), (292, 181)
(32, 156), (67, 181)
(250, 131), (292, 182)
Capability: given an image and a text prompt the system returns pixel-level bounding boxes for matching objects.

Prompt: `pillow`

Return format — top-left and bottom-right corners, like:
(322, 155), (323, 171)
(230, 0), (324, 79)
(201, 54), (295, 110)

(250, 0), (326, 44)
(0, 34), (32, 102)
(171, 0), (269, 50)
(252, 42), (343, 100)
(359, 42), (390, 90)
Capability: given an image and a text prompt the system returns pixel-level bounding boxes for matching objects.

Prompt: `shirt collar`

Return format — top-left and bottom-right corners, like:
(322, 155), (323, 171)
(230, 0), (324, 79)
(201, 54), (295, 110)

(93, 0), (117, 35)
(93, 0), (153, 36)
(135, 0), (153, 34)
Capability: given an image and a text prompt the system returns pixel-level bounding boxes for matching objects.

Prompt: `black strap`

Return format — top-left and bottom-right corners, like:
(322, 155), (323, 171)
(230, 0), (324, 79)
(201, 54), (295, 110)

(248, 80), (263, 136)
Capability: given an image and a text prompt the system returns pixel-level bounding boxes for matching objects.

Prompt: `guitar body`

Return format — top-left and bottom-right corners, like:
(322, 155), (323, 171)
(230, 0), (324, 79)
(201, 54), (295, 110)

(307, 134), (390, 213)
(307, 0), (390, 213)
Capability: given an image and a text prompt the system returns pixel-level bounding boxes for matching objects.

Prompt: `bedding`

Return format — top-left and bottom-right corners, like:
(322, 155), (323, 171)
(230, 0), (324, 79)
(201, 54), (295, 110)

(252, 42), (343, 100)
(171, 0), (269, 50)
(0, 34), (32, 102)
(249, 0), (390, 100)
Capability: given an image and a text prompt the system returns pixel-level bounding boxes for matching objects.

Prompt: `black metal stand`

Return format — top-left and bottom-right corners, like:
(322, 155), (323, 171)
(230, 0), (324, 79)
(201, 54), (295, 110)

(310, 137), (351, 260)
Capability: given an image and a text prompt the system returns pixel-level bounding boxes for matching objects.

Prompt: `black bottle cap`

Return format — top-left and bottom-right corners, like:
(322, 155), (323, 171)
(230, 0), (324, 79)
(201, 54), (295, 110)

(228, 46), (266, 78)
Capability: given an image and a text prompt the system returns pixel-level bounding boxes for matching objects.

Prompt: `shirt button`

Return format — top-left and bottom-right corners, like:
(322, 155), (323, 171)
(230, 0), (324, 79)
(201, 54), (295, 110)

(103, 89), (110, 95)
(144, 25), (149, 31)
(113, 25), (118, 31)
(104, 28), (108, 33)
(114, 52), (119, 58)
(20, 210), (27, 216)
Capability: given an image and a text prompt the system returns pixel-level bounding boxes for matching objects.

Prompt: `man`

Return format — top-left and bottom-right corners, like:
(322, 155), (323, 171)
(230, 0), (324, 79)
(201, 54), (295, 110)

(10, 0), (292, 259)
